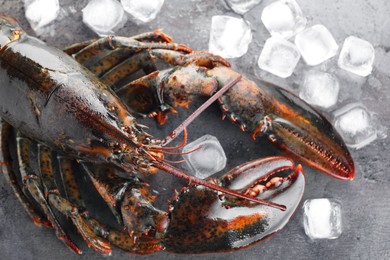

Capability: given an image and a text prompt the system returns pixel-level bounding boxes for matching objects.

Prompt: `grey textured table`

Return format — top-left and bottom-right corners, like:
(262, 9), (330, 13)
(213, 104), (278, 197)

(0, 0), (389, 259)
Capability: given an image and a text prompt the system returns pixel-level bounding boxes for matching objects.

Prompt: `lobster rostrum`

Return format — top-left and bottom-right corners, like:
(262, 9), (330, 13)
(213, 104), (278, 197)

(0, 15), (351, 255)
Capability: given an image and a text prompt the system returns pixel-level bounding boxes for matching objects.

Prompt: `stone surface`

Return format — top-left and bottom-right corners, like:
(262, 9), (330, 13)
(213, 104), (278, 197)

(0, 0), (389, 259)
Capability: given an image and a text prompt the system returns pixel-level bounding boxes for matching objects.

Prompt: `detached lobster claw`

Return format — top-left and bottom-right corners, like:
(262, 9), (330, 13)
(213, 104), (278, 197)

(163, 157), (305, 253)
(253, 81), (355, 180)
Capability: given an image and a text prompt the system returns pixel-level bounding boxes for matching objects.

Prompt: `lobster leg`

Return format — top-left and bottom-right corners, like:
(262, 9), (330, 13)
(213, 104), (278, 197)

(82, 163), (168, 237)
(89, 49), (227, 82)
(38, 145), (59, 194)
(148, 49), (230, 68)
(53, 161), (163, 255)
(36, 148), (112, 255)
(73, 36), (191, 65)
(81, 163), (129, 225)
(57, 157), (84, 205)
(88, 48), (157, 80)
(64, 40), (230, 120)
(0, 121), (51, 227)
(49, 194), (163, 255)
(63, 30), (174, 56)
(47, 194), (112, 255)
(64, 30), (176, 77)
(97, 50), (230, 90)
(63, 38), (98, 55)
(129, 30), (174, 43)
(98, 51), (157, 87)
(95, 50), (228, 89)
(16, 133), (81, 254)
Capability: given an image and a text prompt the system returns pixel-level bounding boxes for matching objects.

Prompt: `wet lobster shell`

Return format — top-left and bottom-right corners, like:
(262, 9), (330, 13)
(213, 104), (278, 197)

(0, 14), (351, 256)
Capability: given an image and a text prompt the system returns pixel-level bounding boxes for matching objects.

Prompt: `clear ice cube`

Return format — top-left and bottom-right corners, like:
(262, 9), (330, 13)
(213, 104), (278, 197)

(209, 15), (252, 59)
(333, 103), (378, 149)
(338, 36), (375, 77)
(182, 135), (227, 179)
(225, 0), (263, 15)
(257, 37), (301, 78)
(121, 0), (164, 24)
(261, 0), (306, 39)
(295, 24), (339, 66)
(82, 0), (127, 37)
(299, 70), (339, 108)
(24, 0), (60, 31)
(303, 198), (342, 240)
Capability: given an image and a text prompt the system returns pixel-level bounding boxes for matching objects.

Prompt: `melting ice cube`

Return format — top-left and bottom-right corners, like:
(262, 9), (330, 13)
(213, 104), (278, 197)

(333, 103), (378, 149)
(257, 37), (301, 78)
(303, 198), (342, 240)
(225, 0), (263, 15)
(299, 70), (339, 109)
(24, 0), (60, 31)
(295, 24), (339, 66)
(82, 0), (127, 36)
(209, 15), (252, 59)
(261, 0), (307, 39)
(338, 36), (375, 77)
(182, 135), (227, 179)
(121, 0), (164, 24)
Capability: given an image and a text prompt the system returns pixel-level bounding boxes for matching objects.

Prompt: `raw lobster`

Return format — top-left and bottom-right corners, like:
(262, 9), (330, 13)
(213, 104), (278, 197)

(0, 15), (351, 255)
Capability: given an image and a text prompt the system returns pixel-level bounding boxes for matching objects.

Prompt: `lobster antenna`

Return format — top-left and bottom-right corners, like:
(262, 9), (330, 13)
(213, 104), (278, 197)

(162, 75), (243, 146)
(155, 160), (286, 211)
(151, 144), (204, 155)
(156, 127), (188, 151)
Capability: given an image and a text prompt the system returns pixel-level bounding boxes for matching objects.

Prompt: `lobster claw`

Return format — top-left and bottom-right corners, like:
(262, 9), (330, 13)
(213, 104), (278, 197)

(162, 157), (305, 253)
(255, 82), (355, 180)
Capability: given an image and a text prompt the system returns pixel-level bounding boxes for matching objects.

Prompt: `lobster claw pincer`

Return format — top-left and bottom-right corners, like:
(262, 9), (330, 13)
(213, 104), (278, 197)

(162, 156), (305, 253)
(251, 81), (355, 180)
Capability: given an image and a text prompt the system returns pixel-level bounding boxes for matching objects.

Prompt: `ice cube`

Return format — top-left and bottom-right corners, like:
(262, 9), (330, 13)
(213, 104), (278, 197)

(303, 198), (342, 240)
(209, 15), (252, 59)
(338, 36), (375, 77)
(225, 0), (263, 15)
(182, 135), (227, 179)
(24, 0), (60, 31)
(261, 0), (306, 39)
(257, 37), (301, 78)
(333, 103), (378, 149)
(82, 0), (127, 36)
(299, 70), (339, 108)
(121, 0), (164, 24)
(295, 24), (339, 66)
